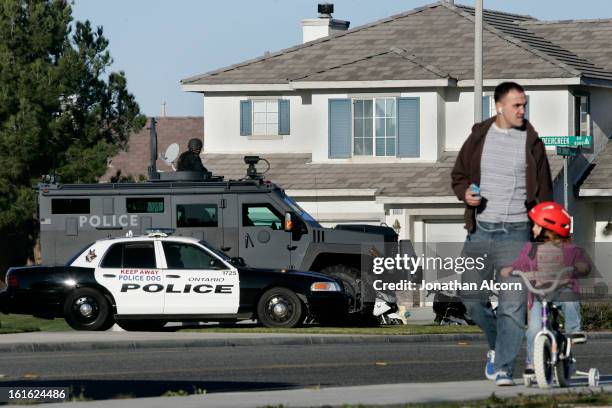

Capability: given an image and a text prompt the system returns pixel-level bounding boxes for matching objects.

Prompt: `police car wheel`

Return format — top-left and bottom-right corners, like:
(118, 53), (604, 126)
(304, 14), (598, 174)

(257, 287), (304, 328)
(63, 288), (114, 331)
(115, 320), (167, 332)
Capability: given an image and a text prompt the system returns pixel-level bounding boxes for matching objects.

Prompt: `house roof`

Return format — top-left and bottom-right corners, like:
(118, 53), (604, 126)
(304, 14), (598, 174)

(579, 140), (612, 195)
(182, 2), (612, 87)
(102, 117), (203, 181)
(519, 19), (612, 74)
(202, 152), (564, 198)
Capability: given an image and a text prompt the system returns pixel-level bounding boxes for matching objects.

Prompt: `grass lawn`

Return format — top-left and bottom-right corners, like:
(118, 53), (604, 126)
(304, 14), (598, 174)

(0, 313), (70, 333)
(0, 313), (482, 335)
(182, 324), (482, 335)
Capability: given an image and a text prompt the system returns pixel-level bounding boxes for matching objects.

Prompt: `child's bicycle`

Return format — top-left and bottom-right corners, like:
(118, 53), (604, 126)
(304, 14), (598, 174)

(512, 268), (600, 389)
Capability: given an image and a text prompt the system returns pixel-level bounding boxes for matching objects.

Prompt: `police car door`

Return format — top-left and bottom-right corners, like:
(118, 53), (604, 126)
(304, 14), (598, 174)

(96, 240), (164, 314)
(159, 241), (239, 315)
(237, 199), (291, 269)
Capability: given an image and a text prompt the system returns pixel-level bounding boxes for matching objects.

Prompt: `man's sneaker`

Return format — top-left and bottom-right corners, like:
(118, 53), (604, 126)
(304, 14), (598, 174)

(495, 371), (514, 386)
(568, 332), (587, 344)
(485, 350), (496, 380)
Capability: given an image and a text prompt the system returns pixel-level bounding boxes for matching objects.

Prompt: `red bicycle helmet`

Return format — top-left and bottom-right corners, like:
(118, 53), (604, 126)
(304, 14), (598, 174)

(528, 201), (571, 237)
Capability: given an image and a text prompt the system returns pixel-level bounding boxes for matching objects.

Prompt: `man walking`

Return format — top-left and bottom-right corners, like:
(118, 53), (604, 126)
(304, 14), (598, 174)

(451, 82), (553, 385)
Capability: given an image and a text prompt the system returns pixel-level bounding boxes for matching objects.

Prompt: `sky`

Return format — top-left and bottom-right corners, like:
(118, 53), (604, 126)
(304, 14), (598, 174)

(71, 0), (612, 117)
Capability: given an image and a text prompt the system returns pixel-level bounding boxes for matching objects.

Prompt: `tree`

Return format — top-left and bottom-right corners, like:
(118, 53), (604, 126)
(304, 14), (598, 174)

(0, 0), (145, 265)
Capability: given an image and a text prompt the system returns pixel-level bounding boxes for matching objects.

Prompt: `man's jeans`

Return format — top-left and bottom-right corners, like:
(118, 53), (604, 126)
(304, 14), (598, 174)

(460, 220), (530, 376)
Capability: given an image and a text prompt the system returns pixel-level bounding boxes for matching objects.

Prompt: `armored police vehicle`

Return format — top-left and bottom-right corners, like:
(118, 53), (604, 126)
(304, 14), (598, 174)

(37, 123), (399, 317)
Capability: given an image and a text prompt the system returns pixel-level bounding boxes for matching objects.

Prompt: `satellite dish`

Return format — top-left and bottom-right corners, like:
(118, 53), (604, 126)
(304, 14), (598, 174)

(161, 143), (179, 170)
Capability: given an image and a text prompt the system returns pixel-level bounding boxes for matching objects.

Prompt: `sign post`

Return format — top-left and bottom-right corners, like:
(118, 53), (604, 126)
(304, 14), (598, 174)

(541, 135), (592, 210)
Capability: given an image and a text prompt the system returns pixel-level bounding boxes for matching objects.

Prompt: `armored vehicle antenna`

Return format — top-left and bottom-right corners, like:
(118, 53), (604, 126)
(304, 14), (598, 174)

(148, 118), (159, 180)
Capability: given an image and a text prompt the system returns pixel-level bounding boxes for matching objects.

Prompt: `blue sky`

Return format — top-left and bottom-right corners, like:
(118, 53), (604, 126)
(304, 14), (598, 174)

(72, 0), (612, 117)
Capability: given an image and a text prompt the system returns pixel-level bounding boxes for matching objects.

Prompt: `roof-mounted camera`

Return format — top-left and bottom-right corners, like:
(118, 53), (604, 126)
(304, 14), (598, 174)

(244, 156), (270, 181)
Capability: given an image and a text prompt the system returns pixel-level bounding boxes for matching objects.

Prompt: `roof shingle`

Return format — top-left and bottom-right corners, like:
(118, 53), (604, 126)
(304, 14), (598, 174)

(182, 2), (612, 86)
(201, 151), (564, 198)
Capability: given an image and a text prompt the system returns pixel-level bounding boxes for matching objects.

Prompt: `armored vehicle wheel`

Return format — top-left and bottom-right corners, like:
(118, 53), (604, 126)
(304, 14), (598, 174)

(534, 336), (554, 388)
(320, 265), (361, 312)
(115, 320), (167, 331)
(257, 287), (304, 328)
(63, 288), (114, 331)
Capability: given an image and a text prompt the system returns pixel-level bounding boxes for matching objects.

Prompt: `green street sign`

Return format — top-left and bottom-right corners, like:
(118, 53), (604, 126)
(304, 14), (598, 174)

(540, 135), (592, 147)
(556, 146), (578, 157)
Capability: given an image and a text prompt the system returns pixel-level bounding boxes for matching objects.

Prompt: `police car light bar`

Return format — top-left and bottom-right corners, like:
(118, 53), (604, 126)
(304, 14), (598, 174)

(145, 228), (176, 237)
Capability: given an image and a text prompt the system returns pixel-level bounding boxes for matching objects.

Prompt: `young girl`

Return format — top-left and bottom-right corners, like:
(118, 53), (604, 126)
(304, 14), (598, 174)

(500, 201), (590, 375)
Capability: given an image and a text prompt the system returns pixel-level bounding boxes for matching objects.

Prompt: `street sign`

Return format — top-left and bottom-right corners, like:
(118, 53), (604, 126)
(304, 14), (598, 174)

(540, 135), (592, 147)
(556, 146), (578, 157)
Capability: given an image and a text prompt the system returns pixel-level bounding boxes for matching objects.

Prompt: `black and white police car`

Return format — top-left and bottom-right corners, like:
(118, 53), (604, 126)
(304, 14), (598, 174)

(0, 230), (349, 331)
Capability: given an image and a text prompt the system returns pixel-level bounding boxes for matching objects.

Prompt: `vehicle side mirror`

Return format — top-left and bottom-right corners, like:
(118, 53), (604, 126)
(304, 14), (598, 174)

(284, 211), (294, 232)
(230, 257), (246, 267)
(209, 258), (225, 269)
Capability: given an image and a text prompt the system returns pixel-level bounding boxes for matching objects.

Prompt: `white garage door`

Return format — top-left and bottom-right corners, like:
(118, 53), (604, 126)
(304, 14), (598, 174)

(424, 220), (467, 243)
(422, 220), (466, 289)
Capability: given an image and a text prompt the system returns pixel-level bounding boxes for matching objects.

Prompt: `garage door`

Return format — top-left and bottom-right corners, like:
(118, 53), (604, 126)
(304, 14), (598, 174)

(424, 220), (466, 243)
(423, 220), (466, 285)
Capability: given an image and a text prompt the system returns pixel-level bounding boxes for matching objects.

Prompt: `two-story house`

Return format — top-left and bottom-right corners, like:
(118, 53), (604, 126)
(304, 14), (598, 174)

(180, 1), (612, 256)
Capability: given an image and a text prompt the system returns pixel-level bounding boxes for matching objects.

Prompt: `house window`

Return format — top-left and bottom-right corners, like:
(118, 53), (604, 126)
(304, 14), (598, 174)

(353, 98), (397, 156)
(252, 100), (278, 136)
(574, 95), (590, 136)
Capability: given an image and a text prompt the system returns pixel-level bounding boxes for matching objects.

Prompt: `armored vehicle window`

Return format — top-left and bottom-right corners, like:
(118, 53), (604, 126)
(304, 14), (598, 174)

(126, 198), (164, 213)
(162, 242), (225, 270)
(51, 199), (90, 214)
(100, 242), (156, 268)
(176, 204), (218, 228)
(242, 204), (283, 229)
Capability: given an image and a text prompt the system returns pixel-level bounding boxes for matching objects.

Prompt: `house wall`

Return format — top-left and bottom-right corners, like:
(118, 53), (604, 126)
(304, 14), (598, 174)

(203, 90), (441, 162)
(589, 88), (612, 153)
(203, 93), (313, 154)
(294, 196), (384, 227)
(444, 87), (571, 151)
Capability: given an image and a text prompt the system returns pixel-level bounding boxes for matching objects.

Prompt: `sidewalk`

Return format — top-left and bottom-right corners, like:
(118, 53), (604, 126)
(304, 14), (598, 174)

(26, 378), (612, 408)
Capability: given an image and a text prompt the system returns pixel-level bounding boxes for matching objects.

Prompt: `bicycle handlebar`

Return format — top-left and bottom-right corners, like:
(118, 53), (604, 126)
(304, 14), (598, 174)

(511, 267), (574, 297)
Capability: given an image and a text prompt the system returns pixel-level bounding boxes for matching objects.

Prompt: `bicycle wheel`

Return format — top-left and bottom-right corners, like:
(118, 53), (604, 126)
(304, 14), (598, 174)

(534, 336), (554, 388)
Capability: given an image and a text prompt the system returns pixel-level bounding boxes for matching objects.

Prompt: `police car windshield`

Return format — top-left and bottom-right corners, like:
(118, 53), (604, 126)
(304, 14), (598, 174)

(278, 192), (321, 228)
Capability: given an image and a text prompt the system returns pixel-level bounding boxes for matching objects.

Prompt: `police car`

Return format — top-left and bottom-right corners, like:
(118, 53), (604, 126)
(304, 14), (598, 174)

(0, 230), (349, 330)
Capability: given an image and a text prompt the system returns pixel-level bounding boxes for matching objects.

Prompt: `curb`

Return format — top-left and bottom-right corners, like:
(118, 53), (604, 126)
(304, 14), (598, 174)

(1, 331), (611, 353)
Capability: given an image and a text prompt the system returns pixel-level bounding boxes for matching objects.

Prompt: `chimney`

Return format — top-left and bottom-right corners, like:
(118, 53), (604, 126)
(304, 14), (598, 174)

(302, 3), (350, 43)
(160, 102), (167, 117)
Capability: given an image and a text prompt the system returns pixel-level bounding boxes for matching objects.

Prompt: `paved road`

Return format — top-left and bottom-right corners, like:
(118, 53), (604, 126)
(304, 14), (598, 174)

(1, 339), (610, 401)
